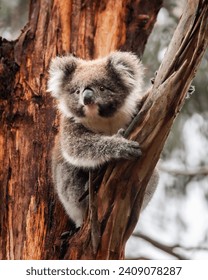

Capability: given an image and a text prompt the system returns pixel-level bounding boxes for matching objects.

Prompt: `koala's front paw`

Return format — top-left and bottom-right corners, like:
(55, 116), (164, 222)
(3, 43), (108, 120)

(113, 132), (142, 160)
(118, 139), (142, 160)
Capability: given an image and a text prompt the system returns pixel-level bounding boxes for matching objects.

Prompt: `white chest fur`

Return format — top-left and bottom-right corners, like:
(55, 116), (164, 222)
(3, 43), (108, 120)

(79, 109), (132, 135)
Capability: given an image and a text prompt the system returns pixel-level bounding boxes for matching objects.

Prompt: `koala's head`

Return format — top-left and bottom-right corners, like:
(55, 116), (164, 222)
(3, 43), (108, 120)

(47, 51), (144, 120)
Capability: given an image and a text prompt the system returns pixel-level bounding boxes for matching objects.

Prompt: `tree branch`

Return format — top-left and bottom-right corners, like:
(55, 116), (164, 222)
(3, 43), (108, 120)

(96, 0), (208, 257)
(130, 232), (208, 260)
(159, 165), (208, 177)
(89, 170), (101, 255)
(131, 232), (186, 260)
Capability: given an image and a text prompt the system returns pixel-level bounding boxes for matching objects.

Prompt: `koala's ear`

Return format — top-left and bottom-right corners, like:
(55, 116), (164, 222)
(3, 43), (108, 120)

(107, 51), (144, 89)
(47, 55), (78, 98)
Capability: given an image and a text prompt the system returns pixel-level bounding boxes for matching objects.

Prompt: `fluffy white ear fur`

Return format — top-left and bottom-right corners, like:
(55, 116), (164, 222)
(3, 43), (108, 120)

(108, 51), (144, 90)
(47, 52), (144, 99)
(47, 56), (77, 98)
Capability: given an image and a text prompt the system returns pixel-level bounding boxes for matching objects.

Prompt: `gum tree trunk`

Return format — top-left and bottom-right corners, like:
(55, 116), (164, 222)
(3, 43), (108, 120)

(0, 0), (162, 259)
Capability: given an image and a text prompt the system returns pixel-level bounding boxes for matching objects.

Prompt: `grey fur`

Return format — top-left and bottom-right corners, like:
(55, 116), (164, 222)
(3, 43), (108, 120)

(48, 51), (158, 227)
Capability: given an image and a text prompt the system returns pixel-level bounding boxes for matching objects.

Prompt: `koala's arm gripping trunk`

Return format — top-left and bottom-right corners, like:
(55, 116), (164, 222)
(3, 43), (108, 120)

(60, 117), (141, 168)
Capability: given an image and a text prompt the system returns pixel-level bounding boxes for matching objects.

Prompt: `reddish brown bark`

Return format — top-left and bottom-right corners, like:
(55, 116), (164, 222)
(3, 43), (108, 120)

(0, 0), (162, 259)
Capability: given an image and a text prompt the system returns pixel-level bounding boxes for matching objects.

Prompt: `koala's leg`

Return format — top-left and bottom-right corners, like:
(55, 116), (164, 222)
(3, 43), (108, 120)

(54, 159), (89, 227)
(141, 168), (159, 211)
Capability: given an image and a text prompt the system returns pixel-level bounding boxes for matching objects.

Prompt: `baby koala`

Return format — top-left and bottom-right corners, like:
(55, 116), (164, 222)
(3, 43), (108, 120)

(48, 51), (158, 227)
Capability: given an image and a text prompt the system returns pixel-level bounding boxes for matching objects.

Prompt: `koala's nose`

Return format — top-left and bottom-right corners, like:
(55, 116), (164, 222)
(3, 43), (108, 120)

(83, 88), (95, 105)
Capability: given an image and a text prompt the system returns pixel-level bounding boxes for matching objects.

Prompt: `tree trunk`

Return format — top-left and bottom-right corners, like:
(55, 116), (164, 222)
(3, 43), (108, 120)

(0, 0), (162, 260)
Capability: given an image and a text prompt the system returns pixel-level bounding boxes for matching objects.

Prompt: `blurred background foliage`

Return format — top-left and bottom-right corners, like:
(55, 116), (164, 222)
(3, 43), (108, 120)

(0, 0), (207, 259)
(0, 0), (28, 40)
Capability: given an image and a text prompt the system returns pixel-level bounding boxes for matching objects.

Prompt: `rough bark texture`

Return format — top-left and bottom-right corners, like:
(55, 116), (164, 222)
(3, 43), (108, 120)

(0, 0), (162, 260)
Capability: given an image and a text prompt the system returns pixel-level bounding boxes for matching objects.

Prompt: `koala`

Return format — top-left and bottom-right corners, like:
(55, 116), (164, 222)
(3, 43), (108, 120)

(47, 51), (158, 227)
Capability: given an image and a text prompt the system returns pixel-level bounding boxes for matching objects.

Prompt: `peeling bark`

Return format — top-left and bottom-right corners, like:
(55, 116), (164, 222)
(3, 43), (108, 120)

(0, 0), (161, 259)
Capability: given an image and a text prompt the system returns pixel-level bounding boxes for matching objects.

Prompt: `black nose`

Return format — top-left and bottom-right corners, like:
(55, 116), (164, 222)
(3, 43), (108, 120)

(83, 89), (95, 105)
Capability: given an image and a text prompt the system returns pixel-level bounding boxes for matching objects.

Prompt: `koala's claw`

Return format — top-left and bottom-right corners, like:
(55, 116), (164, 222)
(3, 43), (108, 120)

(118, 140), (142, 160)
(113, 130), (141, 160)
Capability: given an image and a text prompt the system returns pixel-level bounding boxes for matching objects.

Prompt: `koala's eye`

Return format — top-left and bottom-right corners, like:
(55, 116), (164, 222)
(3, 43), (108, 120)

(75, 89), (80, 94)
(100, 86), (105, 91)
